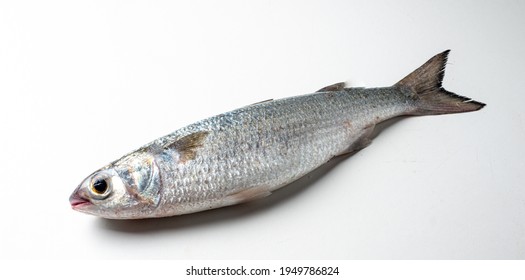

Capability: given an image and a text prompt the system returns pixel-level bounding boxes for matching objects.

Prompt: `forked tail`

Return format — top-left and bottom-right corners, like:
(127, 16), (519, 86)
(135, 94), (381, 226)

(395, 50), (485, 115)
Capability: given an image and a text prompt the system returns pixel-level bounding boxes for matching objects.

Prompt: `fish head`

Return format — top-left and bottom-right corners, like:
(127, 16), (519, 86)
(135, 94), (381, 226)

(69, 152), (161, 219)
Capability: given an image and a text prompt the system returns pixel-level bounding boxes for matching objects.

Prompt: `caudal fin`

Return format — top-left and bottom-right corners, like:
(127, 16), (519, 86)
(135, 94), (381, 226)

(395, 50), (485, 115)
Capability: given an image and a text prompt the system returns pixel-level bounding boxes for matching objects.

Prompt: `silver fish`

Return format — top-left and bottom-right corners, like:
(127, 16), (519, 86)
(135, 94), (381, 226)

(69, 50), (485, 219)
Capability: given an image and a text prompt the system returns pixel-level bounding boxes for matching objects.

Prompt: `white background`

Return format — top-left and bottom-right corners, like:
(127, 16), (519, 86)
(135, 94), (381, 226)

(1, 0), (524, 259)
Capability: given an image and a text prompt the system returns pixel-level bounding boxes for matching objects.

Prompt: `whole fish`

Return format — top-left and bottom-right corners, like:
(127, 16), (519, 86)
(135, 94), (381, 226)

(70, 50), (485, 219)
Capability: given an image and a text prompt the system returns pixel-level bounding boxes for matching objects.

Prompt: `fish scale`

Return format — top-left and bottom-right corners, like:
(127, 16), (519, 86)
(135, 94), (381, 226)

(70, 50), (485, 219)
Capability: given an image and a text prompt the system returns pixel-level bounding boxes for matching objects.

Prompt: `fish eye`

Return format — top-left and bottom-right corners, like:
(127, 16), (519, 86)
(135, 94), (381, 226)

(92, 179), (108, 194)
(89, 175), (112, 199)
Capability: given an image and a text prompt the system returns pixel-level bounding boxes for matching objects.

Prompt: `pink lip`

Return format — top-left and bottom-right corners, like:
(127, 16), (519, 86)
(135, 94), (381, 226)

(69, 193), (92, 208)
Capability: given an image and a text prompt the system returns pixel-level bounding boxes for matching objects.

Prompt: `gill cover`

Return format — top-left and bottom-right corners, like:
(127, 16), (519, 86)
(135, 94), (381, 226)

(114, 152), (162, 207)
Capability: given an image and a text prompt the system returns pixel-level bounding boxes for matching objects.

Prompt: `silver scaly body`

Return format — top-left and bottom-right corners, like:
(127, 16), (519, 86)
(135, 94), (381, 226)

(144, 88), (405, 217)
(70, 51), (485, 219)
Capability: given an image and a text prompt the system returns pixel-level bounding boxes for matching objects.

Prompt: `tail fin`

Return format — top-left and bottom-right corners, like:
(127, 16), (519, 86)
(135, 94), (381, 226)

(395, 50), (485, 115)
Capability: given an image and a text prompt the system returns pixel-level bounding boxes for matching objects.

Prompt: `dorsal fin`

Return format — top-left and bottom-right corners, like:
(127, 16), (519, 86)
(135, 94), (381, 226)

(316, 82), (346, 92)
(164, 131), (209, 163)
(250, 99), (273, 106)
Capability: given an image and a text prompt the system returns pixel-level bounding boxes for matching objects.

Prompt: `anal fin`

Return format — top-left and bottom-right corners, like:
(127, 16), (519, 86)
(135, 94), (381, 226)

(338, 124), (375, 156)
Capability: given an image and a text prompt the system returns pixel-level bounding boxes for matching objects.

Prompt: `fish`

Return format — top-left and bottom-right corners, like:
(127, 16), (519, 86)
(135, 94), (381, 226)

(69, 50), (485, 219)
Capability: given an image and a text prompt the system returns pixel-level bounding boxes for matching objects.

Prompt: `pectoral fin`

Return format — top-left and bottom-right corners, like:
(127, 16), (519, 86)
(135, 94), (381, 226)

(164, 131), (209, 163)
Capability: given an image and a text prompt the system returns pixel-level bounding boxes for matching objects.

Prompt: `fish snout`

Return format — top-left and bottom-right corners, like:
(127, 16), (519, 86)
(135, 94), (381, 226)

(69, 187), (92, 209)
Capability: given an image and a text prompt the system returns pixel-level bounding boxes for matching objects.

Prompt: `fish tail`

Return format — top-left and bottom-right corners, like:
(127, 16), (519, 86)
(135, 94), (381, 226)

(395, 50), (485, 115)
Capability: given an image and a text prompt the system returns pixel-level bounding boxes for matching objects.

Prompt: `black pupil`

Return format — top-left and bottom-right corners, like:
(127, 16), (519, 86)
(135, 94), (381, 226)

(93, 179), (108, 194)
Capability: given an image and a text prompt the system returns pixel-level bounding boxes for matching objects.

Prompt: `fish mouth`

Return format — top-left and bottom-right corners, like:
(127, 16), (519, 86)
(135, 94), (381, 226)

(69, 193), (92, 209)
